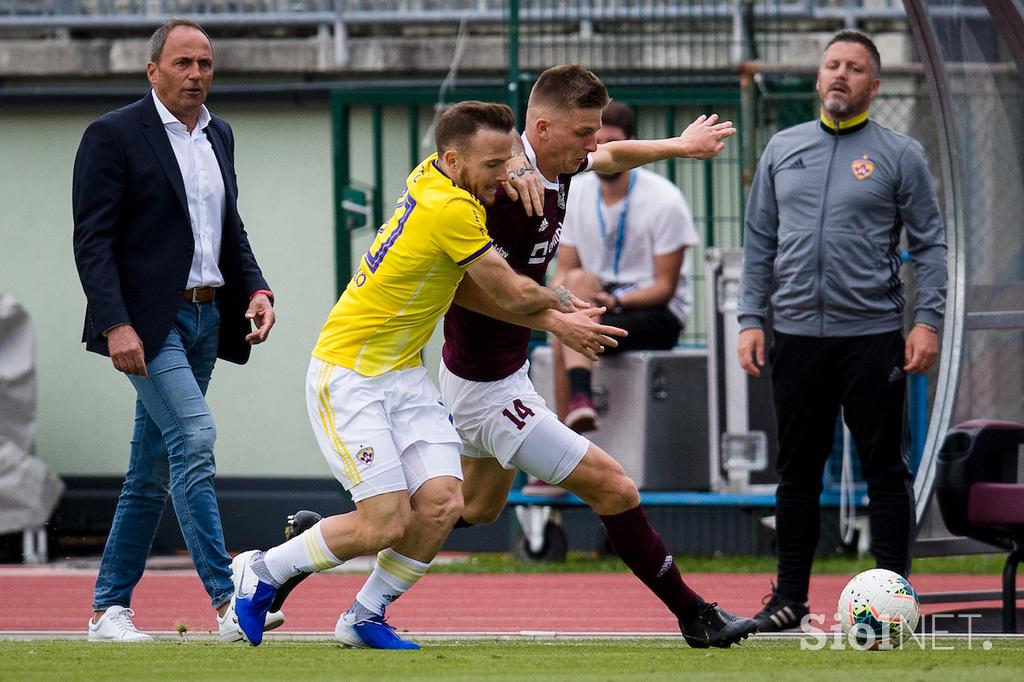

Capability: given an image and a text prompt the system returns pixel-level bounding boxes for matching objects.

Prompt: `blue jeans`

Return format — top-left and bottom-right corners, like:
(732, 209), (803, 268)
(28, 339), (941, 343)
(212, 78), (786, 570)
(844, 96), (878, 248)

(93, 300), (233, 610)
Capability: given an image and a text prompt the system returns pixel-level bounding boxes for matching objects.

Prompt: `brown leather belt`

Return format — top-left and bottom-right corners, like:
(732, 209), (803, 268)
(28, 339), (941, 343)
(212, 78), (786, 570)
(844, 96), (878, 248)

(183, 286), (216, 303)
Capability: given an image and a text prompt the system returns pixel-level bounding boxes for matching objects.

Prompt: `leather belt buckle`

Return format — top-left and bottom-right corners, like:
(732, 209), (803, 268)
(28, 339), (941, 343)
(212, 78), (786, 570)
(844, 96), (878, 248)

(184, 287), (214, 303)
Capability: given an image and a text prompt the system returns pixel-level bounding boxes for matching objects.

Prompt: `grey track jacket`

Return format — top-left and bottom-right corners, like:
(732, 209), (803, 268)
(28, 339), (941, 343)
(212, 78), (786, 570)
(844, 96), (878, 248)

(738, 116), (947, 337)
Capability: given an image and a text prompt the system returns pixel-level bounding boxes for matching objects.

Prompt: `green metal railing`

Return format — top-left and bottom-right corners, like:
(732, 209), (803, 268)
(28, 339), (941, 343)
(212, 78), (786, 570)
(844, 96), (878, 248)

(330, 85), (506, 295)
(331, 84), (742, 346)
(327, 3), (930, 346)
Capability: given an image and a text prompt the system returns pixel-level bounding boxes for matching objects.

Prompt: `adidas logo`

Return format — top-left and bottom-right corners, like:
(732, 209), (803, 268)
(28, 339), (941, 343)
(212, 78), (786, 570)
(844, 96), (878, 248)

(780, 158), (806, 171)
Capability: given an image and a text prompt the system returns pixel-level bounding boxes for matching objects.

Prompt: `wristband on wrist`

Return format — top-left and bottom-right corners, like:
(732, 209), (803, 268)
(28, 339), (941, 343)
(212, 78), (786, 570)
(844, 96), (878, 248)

(915, 322), (938, 334)
(250, 289), (275, 306)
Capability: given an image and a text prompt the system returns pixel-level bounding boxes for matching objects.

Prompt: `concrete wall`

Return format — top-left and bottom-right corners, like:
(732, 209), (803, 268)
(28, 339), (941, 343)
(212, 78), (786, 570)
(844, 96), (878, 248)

(0, 31), (917, 77)
(0, 96), (342, 478)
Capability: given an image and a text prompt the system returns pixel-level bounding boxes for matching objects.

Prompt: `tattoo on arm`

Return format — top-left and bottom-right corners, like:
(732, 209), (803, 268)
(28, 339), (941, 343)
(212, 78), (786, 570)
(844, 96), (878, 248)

(553, 285), (573, 309)
(508, 158), (535, 183)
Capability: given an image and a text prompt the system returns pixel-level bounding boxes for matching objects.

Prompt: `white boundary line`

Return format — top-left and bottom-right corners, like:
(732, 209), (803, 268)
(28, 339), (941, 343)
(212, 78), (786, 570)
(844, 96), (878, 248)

(3, 631), (1024, 642)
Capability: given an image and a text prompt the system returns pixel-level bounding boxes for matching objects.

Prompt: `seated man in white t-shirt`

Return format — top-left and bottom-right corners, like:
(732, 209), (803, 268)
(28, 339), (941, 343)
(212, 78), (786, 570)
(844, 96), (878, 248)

(552, 101), (699, 433)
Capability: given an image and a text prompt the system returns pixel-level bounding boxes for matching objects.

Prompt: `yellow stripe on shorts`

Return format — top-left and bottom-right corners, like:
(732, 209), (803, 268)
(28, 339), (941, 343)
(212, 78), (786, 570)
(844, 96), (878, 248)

(376, 550), (424, 583)
(315, 361), (362, 485)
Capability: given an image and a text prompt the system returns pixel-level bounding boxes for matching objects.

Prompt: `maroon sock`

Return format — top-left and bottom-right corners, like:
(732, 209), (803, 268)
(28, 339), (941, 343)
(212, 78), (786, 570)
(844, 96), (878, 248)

(600, 504), (703, 620)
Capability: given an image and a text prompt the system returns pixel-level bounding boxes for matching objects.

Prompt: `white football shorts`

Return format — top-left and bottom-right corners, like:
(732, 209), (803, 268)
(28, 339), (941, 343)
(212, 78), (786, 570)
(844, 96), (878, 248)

(306, 357), (463, 502)
(438, 360), (588, 483)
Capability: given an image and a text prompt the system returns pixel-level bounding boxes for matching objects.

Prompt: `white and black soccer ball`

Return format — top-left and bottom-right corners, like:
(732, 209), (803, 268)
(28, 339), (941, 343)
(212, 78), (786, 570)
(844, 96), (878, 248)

(837, 568), (921, 649)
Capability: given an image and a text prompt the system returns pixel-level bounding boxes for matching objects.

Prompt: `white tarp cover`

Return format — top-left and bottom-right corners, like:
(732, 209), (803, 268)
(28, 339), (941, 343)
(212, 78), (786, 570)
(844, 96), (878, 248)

(0, 294), (63, 533)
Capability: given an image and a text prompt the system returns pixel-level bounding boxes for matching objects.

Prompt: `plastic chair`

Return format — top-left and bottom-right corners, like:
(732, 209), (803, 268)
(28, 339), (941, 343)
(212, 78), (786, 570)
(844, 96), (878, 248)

(936, 419), (1024, 632)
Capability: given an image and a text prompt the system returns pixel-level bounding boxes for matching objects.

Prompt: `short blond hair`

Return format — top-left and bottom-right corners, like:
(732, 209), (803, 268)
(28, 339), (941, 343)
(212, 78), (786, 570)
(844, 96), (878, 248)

(528, 65), (609, 112)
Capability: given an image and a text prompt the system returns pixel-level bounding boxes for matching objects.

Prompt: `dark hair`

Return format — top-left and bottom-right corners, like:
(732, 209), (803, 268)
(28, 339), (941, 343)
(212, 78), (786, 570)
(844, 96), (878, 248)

(434, 101), (516, 155)
(601, 101), (634, 139)
(528, 64), (609, 112)
(826, 30), (881, 76)
(149, 18), (213, 64)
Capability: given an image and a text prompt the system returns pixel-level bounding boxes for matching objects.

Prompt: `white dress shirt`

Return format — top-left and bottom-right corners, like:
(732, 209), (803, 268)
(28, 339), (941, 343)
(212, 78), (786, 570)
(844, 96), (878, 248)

(152, 90), (226, 288)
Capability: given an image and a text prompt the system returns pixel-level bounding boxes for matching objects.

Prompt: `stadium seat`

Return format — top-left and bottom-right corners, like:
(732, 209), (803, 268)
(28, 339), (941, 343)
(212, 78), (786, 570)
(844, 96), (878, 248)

(936, 419), (1024, 633)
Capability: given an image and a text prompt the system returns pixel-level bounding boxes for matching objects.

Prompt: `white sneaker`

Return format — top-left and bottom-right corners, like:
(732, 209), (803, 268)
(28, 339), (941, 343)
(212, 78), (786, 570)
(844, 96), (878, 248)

(87, 606), (154, 642)
(218, 602), (286, 642)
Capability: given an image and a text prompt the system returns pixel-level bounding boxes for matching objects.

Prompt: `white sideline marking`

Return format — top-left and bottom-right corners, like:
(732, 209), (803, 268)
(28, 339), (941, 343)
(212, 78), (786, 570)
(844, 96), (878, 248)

(3, 631), (1024, 642)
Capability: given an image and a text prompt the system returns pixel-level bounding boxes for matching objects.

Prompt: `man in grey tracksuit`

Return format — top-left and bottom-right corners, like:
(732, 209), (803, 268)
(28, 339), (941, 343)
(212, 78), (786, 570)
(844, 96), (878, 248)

(737, 30), (947, 632)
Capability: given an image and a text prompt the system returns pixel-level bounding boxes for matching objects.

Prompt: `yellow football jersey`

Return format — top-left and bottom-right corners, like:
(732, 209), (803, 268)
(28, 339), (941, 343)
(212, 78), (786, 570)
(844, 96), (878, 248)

(313, 154), (492, 376)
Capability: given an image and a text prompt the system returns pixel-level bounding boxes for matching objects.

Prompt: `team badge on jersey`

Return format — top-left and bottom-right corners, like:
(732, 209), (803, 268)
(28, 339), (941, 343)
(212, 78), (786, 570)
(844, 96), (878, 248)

(851, 155), (875, 180)
(557, 182), (567, 209)
(356, 446), (375, 465)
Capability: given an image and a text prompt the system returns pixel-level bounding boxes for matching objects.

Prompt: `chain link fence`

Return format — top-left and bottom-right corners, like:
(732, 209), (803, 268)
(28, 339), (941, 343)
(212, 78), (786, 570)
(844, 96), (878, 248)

(946, 67), (1024, 424)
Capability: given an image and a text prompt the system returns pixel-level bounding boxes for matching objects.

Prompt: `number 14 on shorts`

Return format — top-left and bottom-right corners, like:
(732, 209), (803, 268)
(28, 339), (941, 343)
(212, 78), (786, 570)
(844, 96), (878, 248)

(502, 399), (535, 430)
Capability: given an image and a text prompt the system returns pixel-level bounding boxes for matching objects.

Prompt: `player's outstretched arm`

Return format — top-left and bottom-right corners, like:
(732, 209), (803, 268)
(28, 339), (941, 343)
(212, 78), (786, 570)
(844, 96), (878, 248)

(590, 114), (736, 173)
(464, 248), (583, 315)
(453, 277), (625, 362)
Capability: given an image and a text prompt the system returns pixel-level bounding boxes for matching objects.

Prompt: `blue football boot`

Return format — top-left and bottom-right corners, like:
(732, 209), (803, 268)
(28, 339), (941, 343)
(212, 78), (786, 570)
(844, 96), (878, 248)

(231, 550), (279, 646)
(334, 609), (421, 650)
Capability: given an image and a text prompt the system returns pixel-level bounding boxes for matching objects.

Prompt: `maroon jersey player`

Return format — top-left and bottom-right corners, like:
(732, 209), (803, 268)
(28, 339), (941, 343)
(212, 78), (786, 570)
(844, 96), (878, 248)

(337, 65), (753, 650)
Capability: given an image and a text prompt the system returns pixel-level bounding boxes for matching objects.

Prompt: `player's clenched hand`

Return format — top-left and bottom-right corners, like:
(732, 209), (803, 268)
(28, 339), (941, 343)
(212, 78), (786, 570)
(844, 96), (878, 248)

(245, 293), (276, 345)
(552, 307), (628, 362)
(677, 113), (737, 160)
(503, 152), (544, 216)
(107, 324), (147, 377)
(737, 327), (765, 378)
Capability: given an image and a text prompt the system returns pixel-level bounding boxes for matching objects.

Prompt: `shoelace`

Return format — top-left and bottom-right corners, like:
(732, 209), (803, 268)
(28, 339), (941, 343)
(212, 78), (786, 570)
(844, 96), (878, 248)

(698, 602), (719, 623)
(364, 615), (398, 633)
(108, 608), (141, 634)
(759, 580), (780, 608)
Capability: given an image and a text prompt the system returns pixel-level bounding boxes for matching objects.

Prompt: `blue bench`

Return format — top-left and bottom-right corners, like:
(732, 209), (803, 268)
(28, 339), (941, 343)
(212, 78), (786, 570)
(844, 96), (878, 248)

(507, 489), (868, 507)
(506, 488), (869, 560)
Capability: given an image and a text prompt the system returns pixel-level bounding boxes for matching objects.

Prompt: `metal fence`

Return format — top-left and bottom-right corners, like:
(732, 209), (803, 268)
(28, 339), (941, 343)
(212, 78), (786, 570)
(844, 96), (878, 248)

(328, 73), (937, 348)
(1, 1), (987, 26)
(0, 1), (949, 348)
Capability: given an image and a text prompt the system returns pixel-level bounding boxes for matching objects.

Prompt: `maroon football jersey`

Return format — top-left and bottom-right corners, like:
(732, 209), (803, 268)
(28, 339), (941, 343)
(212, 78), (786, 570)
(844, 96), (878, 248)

(443, 174), (574, 381)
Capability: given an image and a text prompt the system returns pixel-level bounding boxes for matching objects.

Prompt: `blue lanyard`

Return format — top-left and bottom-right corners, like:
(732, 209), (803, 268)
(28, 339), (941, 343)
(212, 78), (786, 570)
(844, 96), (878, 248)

(595, 170), (637, 278)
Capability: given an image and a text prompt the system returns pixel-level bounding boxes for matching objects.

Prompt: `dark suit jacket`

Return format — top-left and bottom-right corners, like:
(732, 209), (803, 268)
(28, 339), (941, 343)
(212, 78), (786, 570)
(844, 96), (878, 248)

(72, 94), (270, 365)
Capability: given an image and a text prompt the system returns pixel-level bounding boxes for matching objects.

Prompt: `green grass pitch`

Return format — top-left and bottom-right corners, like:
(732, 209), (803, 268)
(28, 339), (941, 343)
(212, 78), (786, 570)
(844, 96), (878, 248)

(2, 639), (1022, 681)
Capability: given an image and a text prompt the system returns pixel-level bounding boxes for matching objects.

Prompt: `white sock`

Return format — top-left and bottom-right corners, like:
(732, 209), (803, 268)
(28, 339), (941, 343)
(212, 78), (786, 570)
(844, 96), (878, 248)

(355, 548), (431, 616)
(263, 521), (342, 584)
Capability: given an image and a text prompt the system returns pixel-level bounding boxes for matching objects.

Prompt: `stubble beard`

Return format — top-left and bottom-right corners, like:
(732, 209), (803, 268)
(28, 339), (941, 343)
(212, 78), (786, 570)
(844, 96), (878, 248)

(459, 169), (495, 206)
(822, 92), (862, 121)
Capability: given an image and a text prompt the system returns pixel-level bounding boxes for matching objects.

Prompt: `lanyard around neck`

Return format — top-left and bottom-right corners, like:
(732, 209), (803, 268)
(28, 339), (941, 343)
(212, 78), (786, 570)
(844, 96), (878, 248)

(596, 170), (637, 278)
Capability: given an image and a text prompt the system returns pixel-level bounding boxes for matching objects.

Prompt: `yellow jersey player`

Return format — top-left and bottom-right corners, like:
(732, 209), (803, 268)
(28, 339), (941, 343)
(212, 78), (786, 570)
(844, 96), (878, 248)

(335, 65), (755, 650)
(230, 100), (621, 648)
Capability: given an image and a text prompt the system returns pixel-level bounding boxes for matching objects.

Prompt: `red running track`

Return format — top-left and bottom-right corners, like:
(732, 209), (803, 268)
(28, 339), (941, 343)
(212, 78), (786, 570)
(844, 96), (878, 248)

(0, 566), (1002, 636)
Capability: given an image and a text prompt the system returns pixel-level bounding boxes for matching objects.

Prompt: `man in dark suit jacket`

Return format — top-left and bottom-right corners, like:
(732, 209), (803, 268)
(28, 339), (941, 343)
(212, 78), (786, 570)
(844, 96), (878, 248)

(72, 18), (276, 643)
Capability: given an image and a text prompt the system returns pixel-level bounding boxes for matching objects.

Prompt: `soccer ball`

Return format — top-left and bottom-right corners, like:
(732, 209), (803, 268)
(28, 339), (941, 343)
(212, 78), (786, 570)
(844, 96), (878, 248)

(837, 568), (920, 649)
